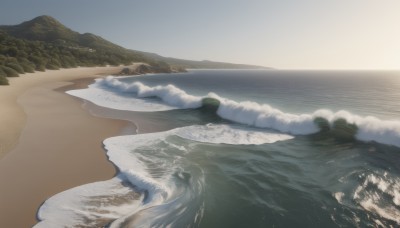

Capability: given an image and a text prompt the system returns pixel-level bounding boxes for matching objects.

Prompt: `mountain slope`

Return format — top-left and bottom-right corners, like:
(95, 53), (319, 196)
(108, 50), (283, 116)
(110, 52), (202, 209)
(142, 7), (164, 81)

(0, 16), (129, 52)
(0, 15), (78, 42)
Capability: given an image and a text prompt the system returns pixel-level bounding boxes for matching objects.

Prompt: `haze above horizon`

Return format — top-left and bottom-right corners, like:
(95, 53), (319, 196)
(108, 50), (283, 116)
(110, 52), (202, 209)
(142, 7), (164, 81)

(1, 0), (399, 70)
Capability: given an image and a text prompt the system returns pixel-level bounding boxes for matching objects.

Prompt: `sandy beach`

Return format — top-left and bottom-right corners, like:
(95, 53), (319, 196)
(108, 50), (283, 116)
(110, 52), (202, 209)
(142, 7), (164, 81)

(0, 67), (133, 227)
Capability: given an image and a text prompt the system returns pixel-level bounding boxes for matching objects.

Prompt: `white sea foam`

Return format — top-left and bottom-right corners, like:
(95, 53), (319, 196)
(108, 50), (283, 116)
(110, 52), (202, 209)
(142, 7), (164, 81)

(352, 173), (400, 224)
(67, 76), (400, 148)
(67, 86), (175, 112)
(34, 176), (144, 228)
(175, 124), (293, 145)
(104, 132), (174, 204)
(334, 192), (345, 204)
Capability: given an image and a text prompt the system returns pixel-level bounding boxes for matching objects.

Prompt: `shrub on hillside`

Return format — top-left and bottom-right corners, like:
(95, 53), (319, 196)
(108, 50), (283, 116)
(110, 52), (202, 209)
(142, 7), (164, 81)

(6, 62), (25, 74)
(46, 63), (60, 70)
(0, 66), (19, 77)
(20, 62), (35, 73)
(28, 55), (44, 65)
(18, 58), (36, 73)
(35, 64), (46, 71)
(0, 67), (5, 76)
(0, 75), (9, 85)
(0, 68), (9, 84)
(60, 61), (71, 68)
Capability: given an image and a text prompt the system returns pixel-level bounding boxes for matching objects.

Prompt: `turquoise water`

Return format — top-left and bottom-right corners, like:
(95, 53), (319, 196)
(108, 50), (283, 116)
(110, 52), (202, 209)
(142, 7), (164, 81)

(36, 70), (400, 227)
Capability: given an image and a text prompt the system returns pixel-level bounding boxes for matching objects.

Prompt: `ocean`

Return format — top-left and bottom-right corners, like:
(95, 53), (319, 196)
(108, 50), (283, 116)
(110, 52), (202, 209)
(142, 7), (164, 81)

(35, 70), (400, 227)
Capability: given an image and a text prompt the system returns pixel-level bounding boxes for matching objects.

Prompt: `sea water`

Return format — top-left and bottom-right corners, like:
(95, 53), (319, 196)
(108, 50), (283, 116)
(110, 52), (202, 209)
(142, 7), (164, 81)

(35, 70), (400, 227)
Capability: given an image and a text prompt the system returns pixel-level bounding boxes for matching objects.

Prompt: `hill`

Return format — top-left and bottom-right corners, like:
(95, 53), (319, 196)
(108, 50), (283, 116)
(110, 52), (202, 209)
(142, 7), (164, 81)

(0, 15), (268, 85)
(0, 15), (141, 55)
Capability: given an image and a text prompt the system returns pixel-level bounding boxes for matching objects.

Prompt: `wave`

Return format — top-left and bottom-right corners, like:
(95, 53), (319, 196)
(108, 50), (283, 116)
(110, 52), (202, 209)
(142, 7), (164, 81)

(67, 76), (400, 148)
(216, 96), (400, 148)
(99, 76), (202, 109)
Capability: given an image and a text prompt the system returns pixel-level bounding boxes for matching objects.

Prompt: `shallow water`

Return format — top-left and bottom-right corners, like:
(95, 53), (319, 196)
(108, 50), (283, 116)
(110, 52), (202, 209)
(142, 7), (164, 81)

(36, 70), (400, 227)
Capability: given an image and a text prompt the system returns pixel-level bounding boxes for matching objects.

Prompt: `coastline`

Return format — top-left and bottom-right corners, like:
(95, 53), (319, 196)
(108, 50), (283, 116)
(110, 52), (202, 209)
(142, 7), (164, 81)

(0, 67), (135, 227)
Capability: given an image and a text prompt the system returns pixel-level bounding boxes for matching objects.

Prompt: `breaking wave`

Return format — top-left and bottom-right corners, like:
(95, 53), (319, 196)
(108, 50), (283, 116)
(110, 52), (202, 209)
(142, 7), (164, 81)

(67, 76), (400, 148)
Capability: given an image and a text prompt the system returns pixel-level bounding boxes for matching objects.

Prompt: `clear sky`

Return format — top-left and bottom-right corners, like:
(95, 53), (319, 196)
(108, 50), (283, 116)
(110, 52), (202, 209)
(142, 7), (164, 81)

(1, 0), (399, 69)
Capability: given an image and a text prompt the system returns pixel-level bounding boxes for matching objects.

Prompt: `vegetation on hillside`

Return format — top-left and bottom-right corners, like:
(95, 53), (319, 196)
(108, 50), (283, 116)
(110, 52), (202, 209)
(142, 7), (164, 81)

(0, 31), (147, 85)
(0, 15), (267, 85)
(0, 16), (175, 85)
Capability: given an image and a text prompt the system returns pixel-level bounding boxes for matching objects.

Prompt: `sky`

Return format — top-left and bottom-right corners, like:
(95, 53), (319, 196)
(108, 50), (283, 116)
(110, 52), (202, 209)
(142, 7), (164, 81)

(1, 0), (400, 70)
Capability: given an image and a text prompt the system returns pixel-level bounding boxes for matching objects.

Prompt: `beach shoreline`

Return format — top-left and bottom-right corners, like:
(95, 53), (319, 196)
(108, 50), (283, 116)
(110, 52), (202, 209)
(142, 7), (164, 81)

(0, 66), (136, 227)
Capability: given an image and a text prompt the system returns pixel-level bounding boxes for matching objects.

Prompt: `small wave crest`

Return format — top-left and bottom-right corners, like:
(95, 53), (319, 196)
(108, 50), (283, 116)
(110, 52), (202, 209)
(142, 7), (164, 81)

(68, 76), (400, 148)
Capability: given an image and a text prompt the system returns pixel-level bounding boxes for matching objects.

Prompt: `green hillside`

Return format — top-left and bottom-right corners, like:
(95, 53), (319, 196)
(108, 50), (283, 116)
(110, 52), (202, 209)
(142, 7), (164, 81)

(1, 15), (79, 42)
(0, 15), (268, 85)
(0, 16), (172, 85)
